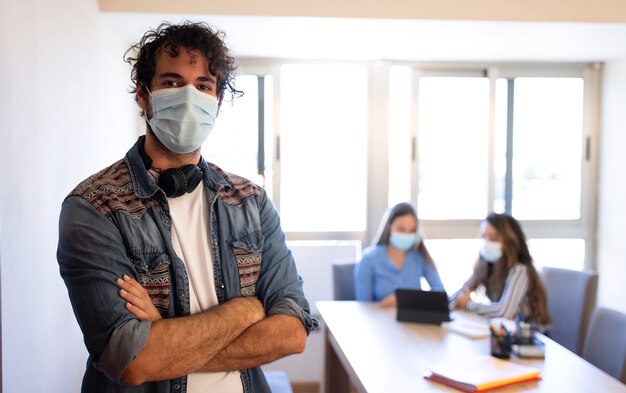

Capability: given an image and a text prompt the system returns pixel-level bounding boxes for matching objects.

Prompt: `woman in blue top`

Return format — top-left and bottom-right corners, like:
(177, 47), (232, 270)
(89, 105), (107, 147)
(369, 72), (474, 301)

(354, 202), (444, 307)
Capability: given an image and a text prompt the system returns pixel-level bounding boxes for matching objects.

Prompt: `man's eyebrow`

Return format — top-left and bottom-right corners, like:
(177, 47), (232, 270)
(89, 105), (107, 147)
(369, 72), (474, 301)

(156, 73), (216, 83)
(197, 75), (216, 84)
(157, 72), (183, 79)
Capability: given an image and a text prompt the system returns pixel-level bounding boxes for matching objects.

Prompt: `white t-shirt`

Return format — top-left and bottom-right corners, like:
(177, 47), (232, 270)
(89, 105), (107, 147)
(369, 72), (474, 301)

(168, 183), (243, 393)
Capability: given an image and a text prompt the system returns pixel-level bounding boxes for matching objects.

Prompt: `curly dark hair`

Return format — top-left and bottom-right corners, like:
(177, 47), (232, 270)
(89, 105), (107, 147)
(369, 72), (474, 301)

(124, 21), (242, 101)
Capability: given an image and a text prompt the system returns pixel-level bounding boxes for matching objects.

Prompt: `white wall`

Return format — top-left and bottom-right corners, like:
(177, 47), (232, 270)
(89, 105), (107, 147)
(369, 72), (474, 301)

(596, 58), (626, 314)
(99, 0), (626, 23)
(0, 1), (136, 391)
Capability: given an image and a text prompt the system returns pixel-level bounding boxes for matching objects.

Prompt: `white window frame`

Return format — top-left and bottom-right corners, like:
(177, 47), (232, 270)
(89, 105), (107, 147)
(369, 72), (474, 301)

(238, 59), (601, 268)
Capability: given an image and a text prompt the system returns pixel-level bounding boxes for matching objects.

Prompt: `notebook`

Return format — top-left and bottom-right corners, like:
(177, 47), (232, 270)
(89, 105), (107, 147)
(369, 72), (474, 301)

(395, 288), (451, 325)
(441, 318), (491, 339)
(424, 355), (541, 392)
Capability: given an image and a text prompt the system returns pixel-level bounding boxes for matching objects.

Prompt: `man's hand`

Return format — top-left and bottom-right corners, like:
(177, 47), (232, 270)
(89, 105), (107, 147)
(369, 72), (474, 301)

(117, 275), (265, 324)
(121, 285), (265, 385)
(117, 275), (162, 321)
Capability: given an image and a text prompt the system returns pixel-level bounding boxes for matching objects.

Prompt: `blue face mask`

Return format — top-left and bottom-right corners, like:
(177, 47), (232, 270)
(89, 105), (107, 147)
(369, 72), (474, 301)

(389, 231), (418, 251)
(147, 84), (218, 154)
(480, 240), (503, 263)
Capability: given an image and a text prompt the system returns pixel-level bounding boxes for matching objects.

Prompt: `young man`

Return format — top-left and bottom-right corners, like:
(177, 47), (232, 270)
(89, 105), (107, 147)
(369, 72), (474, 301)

(57, 21), (316, 393)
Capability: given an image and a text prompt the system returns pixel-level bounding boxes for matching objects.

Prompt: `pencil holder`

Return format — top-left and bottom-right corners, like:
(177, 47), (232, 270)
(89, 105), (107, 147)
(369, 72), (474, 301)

(490, 330), (512, 359)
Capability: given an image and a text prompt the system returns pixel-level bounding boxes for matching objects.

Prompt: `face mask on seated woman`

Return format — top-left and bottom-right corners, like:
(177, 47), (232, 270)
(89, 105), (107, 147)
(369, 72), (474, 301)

(389, 231), (421, 251)
(480, 240), (503, 263)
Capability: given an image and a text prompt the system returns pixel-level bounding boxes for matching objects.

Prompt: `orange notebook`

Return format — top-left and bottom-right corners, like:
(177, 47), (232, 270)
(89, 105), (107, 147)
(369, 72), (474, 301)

(424, 355), (541, 392)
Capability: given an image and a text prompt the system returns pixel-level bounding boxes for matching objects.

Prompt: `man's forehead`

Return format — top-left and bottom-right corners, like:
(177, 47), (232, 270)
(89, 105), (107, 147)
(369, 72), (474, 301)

(157, 46), (203, 61)
(153, 45), (218, 82)
(155, 46), (216, 75)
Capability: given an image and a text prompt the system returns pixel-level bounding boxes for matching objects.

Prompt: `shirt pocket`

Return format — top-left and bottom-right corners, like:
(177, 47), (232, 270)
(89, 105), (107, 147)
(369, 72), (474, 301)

(230, 231), (264, 297)
(129, 250), (172, 316)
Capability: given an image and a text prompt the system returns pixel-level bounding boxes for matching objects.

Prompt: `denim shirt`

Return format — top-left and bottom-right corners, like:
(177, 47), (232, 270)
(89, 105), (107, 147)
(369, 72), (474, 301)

(57, 137), (316, 393)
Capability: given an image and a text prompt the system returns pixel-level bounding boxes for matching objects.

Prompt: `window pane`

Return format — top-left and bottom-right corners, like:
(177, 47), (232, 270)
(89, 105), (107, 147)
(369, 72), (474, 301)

(493, 79), (509, 214)
(263, 75), (275, 199)
(425, 239), (481, 293)
(417, 77), (490, 219)
(528, 239), (585, 272)
(203, 75), (260, 183)
(511, 78), (583, 220)
(388, 66), (412, 206)
(280, 64), (367, 232)
(427, 238), (586, 293)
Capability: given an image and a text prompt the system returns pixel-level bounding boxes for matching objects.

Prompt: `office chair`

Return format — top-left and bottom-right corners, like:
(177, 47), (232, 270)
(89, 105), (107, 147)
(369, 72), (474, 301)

(582, 307), (626, 383)
(540, 266), (598, 355)
(332, 260), (357, 301)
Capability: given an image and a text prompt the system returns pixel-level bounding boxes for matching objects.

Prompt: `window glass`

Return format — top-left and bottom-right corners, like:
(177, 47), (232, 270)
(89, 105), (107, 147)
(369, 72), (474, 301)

(417, 77), (490, 219)
(427, 238), (586, 293)
(493, 79), (509, 214)
(528, 238), (585, 272)
(424, 239), (482, 293)
(262, 75), (275, 198)
(203, 75), (260, 183)
(279, 64), (368, 232)
(511, 78), (584, 220)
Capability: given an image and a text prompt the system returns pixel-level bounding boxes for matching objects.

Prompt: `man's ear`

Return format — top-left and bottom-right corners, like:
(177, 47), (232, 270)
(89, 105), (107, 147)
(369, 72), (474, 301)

(136, 84), (148, 112)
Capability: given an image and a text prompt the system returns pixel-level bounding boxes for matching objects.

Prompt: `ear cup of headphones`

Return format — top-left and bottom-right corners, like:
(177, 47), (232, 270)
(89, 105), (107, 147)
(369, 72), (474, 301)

(158, 164), (203, 198)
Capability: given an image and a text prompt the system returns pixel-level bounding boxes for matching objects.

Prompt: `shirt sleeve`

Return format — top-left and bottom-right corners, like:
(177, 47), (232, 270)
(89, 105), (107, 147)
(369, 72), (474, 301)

(254, 189), (318, 334)
(57, 196), (151, 382)
(448, 270), (479, 307)
(354, 253), (375, 301)
(422, 260), (445, 292)
(466, 264), (529, 319)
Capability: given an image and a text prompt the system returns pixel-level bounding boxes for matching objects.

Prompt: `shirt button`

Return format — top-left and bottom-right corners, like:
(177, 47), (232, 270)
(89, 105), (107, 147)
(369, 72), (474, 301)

(219, 283), (225, 289)
(179, 291), (186, 299)
(174, 383), (181, 390)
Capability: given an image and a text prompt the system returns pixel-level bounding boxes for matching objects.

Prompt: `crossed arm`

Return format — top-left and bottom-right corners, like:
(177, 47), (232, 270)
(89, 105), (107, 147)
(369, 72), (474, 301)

(117, 276), (306, 384)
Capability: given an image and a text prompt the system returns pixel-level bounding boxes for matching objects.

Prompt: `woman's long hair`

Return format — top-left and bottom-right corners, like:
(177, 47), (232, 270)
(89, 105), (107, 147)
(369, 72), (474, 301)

(465, 213), (551, 325)
(371, 202), (435, 266)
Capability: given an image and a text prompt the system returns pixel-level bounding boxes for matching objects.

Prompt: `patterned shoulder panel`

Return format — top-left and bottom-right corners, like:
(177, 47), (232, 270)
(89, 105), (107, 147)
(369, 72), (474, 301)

(70, 160), (159, 220)
(209, 163), (261, 206)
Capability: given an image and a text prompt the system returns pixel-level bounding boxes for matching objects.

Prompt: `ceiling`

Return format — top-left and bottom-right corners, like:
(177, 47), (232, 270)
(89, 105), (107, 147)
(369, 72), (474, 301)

(104, 13), (626, 63)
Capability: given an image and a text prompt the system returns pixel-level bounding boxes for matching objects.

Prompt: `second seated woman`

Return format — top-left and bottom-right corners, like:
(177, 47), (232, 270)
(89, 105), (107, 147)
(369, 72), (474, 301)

(450, 212), (551, 330)
(354, 202), (445, 308)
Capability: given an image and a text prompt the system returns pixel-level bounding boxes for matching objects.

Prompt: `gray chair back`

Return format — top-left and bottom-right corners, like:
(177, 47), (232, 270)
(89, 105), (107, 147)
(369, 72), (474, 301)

(332, 260), (356, 300)
(541, 267), (598, 355)
(582, 307), (626, 383)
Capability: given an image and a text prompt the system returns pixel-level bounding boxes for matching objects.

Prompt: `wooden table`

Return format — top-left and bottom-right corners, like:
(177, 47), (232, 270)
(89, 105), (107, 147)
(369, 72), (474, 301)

(317, 301), (626, 393)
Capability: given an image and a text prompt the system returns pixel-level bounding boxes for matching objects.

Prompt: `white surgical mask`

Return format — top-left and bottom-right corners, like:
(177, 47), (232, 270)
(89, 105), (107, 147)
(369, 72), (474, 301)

(147, 84), (218, 154)
(390, 231), (419, 251)
(480, 240), (503, 263)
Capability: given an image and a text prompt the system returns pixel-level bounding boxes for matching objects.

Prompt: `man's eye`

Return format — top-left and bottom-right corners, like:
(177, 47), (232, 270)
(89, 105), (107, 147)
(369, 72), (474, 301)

(163, 81), (178, 87)
(197, 84), (213, 91)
